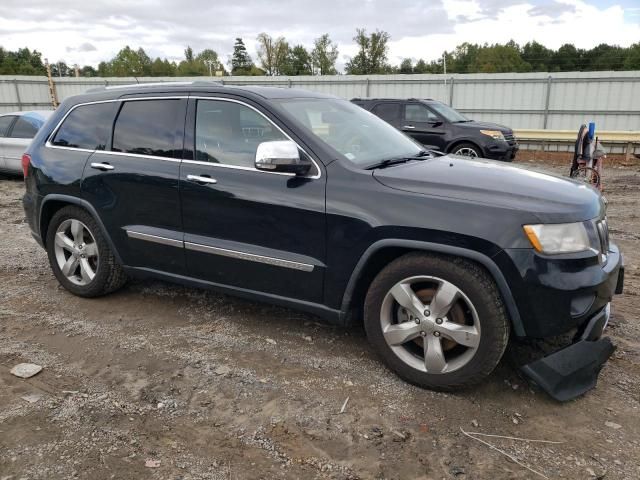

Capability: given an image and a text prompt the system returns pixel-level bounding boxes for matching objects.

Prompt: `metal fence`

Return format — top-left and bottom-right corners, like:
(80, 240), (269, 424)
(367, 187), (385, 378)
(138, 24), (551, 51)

(1, 71), (639, 132)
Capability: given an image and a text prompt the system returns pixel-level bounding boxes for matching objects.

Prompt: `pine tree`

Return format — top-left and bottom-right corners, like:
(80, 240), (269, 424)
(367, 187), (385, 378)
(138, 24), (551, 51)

(231, 38), (254, 75)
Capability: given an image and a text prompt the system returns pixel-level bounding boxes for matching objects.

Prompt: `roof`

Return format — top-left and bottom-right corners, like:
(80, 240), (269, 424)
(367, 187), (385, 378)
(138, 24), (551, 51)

(1, 110), (54, 118)
(76, 81), (337, 102)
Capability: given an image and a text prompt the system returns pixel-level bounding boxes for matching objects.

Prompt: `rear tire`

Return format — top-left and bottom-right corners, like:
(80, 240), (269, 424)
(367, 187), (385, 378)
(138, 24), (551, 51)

(46, 206), (127, 297)
(364, 252), (510, 390)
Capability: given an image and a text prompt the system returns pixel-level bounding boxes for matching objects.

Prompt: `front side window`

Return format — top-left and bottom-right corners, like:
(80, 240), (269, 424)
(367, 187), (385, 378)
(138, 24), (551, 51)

(112, 100), (182, 158)
(405, 104), (438, 123)
(429, 102), (469, 123)
(277, 98), (422, 166)
(0, 116), (16, 137)
(52, 103), (118, 150)
(195, 99), (287, 167)
(10, 116), (39, 138)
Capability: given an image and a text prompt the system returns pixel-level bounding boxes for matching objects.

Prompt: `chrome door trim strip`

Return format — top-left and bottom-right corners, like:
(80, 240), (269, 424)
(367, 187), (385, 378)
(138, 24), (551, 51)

(184, 241), (314, 272)
(181, 158), (295, 176)
(126, 230), (184, 248)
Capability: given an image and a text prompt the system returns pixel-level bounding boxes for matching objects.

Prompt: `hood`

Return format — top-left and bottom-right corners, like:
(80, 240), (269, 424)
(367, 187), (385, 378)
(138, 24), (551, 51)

(456, 120), (512, 133)
(373, 156), (603, 223)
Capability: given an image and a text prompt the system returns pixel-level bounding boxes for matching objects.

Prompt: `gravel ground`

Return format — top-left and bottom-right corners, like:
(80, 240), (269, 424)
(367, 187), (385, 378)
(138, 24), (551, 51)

(1, 160), (639, 480)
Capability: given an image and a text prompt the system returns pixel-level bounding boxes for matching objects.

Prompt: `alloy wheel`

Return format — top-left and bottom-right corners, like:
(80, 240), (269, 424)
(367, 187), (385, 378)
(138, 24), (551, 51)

(453, 147), (478, 158)
(53, 219), (99, 286)
(379, 276), (481, 374)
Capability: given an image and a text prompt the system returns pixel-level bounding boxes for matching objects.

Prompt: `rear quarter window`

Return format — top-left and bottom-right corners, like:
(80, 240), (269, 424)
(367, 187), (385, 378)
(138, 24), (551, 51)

(10, 116), (39, 138)
(52, 103), (118, 150)
(0, 116), (16, 137)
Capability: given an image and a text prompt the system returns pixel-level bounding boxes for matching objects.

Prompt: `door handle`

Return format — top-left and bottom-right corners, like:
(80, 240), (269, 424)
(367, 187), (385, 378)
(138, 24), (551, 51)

(187, 174), (217, 185)
(402, 125), (416, 129)
(90, 162), (114, 171)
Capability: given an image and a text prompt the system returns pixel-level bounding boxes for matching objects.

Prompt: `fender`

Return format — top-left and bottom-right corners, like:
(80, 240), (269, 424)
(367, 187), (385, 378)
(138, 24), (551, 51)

(340, 239), (525, 336)
(39, 194), (124, 265)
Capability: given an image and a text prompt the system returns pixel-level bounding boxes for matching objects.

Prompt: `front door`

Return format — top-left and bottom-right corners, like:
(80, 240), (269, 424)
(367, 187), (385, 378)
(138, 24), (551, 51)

(81, 97), (187, 275)
(402, 103), (447, 150)
(180, 97), (326, 303)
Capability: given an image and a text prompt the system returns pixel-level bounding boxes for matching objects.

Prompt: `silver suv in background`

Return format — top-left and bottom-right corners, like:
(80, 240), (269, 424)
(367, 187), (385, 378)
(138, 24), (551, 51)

(0, 110), (54, 176)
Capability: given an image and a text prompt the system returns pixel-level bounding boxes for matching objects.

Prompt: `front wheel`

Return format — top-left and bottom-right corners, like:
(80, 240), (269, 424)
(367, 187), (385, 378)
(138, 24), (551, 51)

(364, 253), (510, 390)
(46, 206), (127, 297)
(451, 142), (481, 158)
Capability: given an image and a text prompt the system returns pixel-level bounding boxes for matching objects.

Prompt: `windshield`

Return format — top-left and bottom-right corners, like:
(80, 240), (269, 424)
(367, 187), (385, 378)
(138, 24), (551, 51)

(429, 102), (469, 123)
(275, 98), (423, 166)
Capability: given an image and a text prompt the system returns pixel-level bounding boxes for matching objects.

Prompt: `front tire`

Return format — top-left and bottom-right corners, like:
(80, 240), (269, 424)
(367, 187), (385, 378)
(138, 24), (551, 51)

(451, 142), (481, 158)
(364, 253), (510, 390)
(46, 206), (127, 297)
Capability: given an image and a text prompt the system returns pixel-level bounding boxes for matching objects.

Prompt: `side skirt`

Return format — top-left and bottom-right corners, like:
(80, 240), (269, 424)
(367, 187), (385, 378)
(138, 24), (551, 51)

(123, 266), (343, 325)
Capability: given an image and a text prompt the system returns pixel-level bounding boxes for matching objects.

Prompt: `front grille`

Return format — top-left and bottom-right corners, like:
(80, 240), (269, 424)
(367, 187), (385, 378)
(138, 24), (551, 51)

(503, 132), (517, 145)
(596, 218), (610, 256)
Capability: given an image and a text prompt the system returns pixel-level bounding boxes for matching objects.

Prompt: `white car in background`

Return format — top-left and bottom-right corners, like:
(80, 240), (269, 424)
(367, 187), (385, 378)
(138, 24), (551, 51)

(0, 110), (53, 176)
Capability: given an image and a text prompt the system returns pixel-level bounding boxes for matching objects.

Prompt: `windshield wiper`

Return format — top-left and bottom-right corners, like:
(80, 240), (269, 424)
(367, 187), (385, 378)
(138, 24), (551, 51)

(365, 151), (430, 170)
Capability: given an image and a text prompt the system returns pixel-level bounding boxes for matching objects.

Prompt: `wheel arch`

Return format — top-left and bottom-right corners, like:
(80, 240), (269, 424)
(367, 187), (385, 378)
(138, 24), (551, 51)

(340, 239), (525, 336)
(39, 194), (123, 265)
(446, 139), (485, 157)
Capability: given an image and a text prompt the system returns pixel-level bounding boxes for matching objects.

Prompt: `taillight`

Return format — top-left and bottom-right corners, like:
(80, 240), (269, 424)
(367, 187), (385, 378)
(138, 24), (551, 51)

(21, 153), (31, 178)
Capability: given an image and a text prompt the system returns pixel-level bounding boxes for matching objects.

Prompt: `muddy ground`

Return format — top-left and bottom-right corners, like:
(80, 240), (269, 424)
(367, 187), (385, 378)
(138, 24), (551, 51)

(1, 160), (639, 480)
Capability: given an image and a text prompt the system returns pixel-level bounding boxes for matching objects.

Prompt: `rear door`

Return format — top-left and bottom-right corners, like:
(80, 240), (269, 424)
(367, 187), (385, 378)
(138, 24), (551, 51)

(0, 115), (17, 171)
(370, 102), (402, 129)
(81, 97), (188, 275)
(179, 96), (326, 303)
(5, 116), (39, 173)
(402, 103), (447, 149)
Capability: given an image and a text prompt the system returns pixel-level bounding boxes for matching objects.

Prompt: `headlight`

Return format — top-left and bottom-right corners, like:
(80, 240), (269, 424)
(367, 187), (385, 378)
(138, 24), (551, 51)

(480, 130), (505, 141)
(523, 222), (591, 254)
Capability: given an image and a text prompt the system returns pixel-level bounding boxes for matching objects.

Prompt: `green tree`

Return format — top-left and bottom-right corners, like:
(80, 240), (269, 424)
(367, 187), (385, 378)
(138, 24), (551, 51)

(150, 58), (176, 76)
(624, 43), (640, 70)
(345, 28), (391, 75)
(522, 41), (553, 71)
(50, 61), (73, 77)
(551, 44), (584, 71)
(80, 65), (98, 77)
(470, 42), (530, 73)
(281, 45), (312, 75)
(398, 58), (413, 74)
(100, 46), (152, 76)
(230, 37), (254, 75)
(0, 47), (46, 75)
(310, 33), (339, 75)
(256, 33), (289, 75)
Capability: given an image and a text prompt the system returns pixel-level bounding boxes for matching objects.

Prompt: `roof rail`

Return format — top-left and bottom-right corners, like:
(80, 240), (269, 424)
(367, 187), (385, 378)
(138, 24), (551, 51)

(86, 80), (223, 93)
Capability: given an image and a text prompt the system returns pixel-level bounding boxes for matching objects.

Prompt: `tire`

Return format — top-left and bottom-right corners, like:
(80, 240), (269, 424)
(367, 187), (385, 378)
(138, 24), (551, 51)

(364, 252), (510, 390)
(570, 166), (601, 188)
(46, 206), (127, 297)
(451, 142), (481, 158)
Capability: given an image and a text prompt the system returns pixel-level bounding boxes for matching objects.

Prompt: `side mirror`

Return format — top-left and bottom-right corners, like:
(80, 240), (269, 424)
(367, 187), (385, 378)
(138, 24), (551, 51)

(255, 140), (311, 175)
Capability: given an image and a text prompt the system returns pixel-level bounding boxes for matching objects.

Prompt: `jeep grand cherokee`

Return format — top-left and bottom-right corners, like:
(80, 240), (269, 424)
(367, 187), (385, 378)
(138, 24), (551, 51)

(22, 82), (624, 401)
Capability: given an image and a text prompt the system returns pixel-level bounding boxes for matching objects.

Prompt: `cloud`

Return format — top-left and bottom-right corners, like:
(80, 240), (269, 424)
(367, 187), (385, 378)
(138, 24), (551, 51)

(0, 0), (637, 70)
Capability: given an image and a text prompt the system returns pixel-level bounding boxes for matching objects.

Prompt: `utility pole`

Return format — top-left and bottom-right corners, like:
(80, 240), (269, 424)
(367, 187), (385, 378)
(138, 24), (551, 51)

(44, 58), (59, 108)
(443, 53), (447, 86)
(204, 59), (215, 76)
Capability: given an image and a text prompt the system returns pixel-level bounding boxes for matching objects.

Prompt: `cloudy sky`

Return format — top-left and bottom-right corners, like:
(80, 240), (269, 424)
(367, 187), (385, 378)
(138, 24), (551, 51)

(1, 0), (638, 70)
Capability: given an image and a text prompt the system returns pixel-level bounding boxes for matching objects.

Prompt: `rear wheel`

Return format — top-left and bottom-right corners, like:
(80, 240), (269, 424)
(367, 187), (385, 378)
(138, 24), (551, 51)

(571, 166), (600, 188)
(46, 206), (127, 297)
(364, 253), (510, 390)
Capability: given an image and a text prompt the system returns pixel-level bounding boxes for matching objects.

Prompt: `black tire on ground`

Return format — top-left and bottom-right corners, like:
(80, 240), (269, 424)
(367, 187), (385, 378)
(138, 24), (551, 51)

(46, 205), (127, 297)
(364, 252), (510, 390)
(450, 142), (482, 158)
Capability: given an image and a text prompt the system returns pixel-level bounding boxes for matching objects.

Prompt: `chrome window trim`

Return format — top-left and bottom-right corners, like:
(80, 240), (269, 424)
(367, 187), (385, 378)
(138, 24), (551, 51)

(190, 96), (322, 180)
(44, 95), (323, 180)
(184, 241), (315, 272)
(126, 230), (183, 248)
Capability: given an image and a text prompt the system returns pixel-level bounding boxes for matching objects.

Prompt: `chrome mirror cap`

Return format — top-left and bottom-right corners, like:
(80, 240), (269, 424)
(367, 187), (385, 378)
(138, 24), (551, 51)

(255, 140), (311, 175)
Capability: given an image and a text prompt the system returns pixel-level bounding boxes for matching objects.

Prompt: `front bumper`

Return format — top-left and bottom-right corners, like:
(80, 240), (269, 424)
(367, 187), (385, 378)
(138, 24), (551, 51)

(498, 243), (623, 338)
(521, 303), (615, 401)
(484, 141), (518, 161)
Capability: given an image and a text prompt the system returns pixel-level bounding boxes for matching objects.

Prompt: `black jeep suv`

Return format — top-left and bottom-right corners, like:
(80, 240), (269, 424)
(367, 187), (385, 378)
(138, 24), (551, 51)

(23, 82), (623, 400)
(352, 97), (518, 161)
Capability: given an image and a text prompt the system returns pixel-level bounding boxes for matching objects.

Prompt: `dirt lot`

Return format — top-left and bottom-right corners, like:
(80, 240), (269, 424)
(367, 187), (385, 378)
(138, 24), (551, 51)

(1, 160), (639, 480)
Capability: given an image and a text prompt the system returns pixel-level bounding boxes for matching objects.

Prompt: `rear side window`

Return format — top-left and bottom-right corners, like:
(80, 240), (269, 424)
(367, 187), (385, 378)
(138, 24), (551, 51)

(52, 103), (117, 150)
(112, 100), (182, 158)
(0, 116), (16, 137)
(10, 117), (39, 138)
(371, 103), (401, 122)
